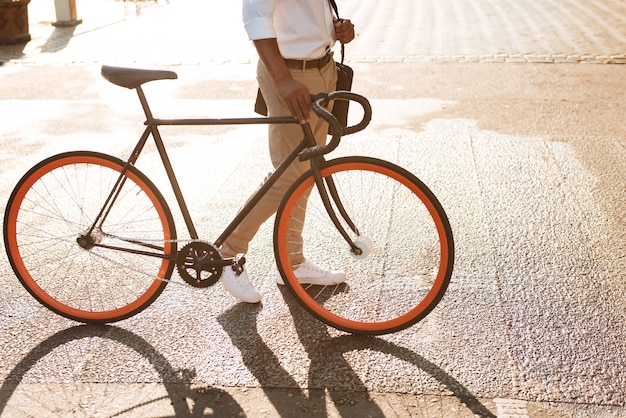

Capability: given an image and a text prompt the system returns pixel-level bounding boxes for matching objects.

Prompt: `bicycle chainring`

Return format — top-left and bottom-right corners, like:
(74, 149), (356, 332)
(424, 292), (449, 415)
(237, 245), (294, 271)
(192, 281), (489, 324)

(176, 242), (223, 288)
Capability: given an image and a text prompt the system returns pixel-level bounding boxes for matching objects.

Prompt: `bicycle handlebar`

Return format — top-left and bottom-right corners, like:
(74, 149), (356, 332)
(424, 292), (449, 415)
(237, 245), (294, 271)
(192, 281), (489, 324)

(299, 91), (372, 161)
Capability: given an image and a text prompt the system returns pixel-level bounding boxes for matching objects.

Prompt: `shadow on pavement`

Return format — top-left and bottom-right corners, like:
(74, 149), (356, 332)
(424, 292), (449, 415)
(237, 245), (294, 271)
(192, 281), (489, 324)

(218, 288), (496, 418)
(40, 26), (76, 53)
(0, 325), (244, 417)
(0, 295), (494, 417)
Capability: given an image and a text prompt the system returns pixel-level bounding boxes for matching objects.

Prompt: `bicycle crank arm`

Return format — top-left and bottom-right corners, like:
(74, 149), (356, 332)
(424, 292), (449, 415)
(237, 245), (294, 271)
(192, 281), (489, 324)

(196, 254), (246, 273)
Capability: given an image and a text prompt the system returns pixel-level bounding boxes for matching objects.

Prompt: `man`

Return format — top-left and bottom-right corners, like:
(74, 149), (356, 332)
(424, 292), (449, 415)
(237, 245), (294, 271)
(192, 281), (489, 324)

(219, 0), (356, 303)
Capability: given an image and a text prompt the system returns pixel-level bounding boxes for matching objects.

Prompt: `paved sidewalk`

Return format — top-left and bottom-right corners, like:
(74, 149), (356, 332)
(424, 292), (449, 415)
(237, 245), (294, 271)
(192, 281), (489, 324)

(1, 0), (626, 65)
(1, 2), (626, 418)
(0, 0), (254, 66)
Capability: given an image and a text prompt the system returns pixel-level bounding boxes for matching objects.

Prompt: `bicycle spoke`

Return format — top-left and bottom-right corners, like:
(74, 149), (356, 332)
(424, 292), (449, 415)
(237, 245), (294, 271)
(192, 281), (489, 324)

(4, 152), (176, 323)
(275, 157), (453, 335)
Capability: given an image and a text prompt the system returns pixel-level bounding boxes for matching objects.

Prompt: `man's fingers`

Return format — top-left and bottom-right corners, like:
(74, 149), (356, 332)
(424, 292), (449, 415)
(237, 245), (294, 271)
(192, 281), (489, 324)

(334, 19), (355, 44)
(288, 90), (311, 123)
(287, 97), (308, 124)
(276, 77), (312, 123)
(298, 94), (312, 123)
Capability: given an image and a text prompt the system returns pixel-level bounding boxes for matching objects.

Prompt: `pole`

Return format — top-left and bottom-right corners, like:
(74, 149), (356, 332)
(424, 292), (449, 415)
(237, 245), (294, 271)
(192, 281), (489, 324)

(53, 0), (82, 27)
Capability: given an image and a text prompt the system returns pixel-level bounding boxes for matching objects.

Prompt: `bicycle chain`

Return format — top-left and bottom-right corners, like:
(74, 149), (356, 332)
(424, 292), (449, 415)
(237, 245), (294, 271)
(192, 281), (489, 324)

(87, 239), (223, 288)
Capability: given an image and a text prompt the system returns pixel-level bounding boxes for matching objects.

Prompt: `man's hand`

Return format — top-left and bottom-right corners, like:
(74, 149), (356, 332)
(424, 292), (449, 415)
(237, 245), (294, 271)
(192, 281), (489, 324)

(253, 38), (312, 124)
(334, 19), (355, 44)
(275, 76), (312, 124)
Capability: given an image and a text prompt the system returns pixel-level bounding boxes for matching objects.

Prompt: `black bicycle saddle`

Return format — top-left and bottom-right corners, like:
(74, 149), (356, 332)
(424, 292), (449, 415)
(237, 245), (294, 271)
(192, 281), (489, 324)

(101, 65), (178, 89)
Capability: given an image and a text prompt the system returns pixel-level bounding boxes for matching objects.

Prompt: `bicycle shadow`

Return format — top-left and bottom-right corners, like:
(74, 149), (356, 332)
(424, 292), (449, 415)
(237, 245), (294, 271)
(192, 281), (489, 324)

(0, 325), (244, 417)
(218, 287), (496, 418)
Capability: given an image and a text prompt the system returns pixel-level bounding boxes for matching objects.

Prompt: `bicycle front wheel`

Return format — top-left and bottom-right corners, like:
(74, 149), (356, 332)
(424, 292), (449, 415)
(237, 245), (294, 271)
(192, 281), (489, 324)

(4, 151), (176, 323)
(274, 157), (454, 335)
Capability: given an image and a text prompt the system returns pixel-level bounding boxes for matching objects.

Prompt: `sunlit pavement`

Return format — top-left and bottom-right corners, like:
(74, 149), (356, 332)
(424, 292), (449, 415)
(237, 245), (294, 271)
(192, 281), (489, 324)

(1, 1), (625, 417)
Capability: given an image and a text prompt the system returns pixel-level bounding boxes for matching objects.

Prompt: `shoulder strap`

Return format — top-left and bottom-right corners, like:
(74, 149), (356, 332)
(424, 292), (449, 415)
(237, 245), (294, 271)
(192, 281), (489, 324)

(327, 0), (345, 63)
(328, 0), (340, 18)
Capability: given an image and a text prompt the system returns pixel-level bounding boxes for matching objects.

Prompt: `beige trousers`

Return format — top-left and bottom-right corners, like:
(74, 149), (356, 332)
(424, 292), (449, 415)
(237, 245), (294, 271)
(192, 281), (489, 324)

(221, 58), (337, 266)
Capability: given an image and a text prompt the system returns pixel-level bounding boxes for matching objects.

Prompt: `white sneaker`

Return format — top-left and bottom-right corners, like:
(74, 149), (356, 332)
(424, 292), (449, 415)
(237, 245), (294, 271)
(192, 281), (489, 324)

(276, 260), (346, 286)
(220, 267), (261, 303)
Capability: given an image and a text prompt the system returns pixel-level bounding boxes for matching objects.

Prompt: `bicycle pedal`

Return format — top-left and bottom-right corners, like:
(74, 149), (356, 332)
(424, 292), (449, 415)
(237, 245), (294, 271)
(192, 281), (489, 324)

(231, 253), (246, 275)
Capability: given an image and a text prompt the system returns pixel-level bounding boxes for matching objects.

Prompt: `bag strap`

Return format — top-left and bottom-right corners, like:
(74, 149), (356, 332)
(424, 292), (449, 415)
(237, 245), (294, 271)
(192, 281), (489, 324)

(328, 0), (346, 64)
(328, 0), (340, 18)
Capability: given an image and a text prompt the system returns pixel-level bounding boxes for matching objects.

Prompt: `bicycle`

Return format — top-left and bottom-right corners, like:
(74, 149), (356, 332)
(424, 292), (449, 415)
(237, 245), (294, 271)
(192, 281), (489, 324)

(3, 65), (454, 335)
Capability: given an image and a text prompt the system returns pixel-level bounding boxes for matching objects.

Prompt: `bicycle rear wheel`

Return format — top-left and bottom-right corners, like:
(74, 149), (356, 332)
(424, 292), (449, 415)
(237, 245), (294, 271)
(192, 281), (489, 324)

(4, 151), (176, 323)
(274, 157), (454, 335)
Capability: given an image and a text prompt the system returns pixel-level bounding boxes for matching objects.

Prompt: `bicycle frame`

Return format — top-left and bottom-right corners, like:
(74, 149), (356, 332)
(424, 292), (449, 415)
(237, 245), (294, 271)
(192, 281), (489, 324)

(5, 64), (453, 333)
(86, 84), (363, 263)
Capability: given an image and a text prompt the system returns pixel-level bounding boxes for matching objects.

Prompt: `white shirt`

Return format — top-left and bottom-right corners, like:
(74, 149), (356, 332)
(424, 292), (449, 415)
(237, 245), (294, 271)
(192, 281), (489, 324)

(243, 0), (337, 59)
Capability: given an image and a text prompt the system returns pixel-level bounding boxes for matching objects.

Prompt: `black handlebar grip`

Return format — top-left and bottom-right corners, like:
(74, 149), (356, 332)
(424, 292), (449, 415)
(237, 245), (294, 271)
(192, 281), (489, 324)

(299, 91), (372, 161)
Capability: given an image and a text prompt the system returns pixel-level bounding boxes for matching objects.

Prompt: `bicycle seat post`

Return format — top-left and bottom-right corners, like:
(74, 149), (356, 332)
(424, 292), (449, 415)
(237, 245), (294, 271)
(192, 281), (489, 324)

(135, 86), (156, 124)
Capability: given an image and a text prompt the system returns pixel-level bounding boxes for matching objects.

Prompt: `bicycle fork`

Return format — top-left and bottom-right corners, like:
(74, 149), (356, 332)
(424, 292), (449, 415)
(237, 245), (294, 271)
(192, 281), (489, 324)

(309, 157), (364, 257)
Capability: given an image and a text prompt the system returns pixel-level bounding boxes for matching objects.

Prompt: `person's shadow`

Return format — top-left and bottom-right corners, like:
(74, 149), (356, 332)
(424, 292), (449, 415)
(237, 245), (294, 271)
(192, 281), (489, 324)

(0, 297), (495, 417)
(0, 325), (244, 417)
(218, 288), (496, 417)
